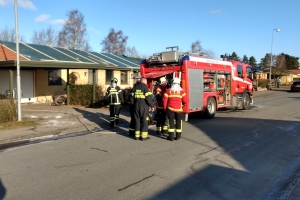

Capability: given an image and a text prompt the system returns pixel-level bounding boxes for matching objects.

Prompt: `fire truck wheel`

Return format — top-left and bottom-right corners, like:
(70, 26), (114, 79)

(204, 97), (216, 119)
(242, 93), (250, 110)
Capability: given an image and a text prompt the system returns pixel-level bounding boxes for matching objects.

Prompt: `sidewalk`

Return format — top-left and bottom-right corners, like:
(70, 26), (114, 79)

(0, 89), (280, 148)
(0, 103), (132, 150)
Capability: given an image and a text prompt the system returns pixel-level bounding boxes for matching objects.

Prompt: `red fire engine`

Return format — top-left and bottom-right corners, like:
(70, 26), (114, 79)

(140, 46), (254, 121)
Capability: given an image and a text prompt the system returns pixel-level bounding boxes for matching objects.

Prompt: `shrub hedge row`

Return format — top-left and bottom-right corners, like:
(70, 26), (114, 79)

(69, 84), (106, 108)
(0, 98), (17, 123)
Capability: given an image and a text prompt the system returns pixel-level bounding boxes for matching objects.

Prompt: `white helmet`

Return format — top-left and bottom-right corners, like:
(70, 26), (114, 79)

(172, 77), (181, 85)
(159, 77), (167, 83)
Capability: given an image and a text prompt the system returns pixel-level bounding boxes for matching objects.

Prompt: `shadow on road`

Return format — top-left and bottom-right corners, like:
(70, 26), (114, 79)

(72, 106), (133, 139)
(0, 178), (6, 200)
(147, 114), (300, 199)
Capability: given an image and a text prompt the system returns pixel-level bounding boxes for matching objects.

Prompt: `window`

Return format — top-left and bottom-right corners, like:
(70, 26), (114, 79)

(48, 69), (62, 85)
(237, 65), (243, 78)
(106, 70), (114, 84)
(121, 71), (128, 84)
(246, 67), (252, 80)
(88, 69), (98, 85)
(132, 71), (139, 84)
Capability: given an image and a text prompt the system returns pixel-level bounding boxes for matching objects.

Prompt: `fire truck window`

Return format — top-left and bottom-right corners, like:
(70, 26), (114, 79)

(237, 65), (243, 78)
(246, 67), (252, 80)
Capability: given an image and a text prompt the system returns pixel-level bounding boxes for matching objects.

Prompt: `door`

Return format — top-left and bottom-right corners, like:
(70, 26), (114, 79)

(0, 70), (35, 103)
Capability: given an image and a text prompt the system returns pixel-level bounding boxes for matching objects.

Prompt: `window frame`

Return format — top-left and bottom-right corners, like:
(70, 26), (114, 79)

(48, 69), (62, 85)
(106, 70), (114, 85)
(88, 69), (98, 85)
(237, 65), (243, 78)
(120, 70), (128, 85)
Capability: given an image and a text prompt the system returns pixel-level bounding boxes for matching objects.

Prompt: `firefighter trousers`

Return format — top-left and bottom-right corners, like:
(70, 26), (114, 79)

(134, 102), (149, 139)
(156, 109), (168, 134)
(109, 104), (121, 127)
(167, 110), (183, 140)
(128, 105), (135, 136)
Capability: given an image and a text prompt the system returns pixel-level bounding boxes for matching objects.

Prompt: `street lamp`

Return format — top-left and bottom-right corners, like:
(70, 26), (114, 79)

(14, 0), (22, 121)
(269, 28), (280, 87)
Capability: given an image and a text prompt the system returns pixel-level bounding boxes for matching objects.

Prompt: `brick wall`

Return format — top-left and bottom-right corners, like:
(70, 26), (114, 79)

(35, 69), (67, 103)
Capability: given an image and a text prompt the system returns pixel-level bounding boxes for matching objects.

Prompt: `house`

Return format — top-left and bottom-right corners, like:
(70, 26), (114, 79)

(288, 70), (300, 81)
(0, 40), (140, 104)
(261, 67), (294, 83)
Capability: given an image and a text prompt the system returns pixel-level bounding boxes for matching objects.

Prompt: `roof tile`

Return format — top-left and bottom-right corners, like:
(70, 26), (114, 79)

(0, 45), (27, 61)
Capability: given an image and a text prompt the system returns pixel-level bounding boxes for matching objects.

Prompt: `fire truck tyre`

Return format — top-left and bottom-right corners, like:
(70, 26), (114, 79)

(204, 97), (216, 119)
(242, 93), (250, 110)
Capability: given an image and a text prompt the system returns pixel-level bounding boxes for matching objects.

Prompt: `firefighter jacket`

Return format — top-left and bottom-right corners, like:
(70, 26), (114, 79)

(105, 86), (124, 105)
(155, 85), (167, 110)
(130, 82), (154, 108)
(163, 88), (187, 112)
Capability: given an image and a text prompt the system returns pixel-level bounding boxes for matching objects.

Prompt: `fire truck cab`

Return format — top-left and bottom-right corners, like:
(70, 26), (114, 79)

(140, 46), (253, 120)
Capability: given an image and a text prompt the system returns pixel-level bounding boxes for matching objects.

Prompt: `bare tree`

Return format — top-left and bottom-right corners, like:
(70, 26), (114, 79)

(191, 40), (202, 53)
(0, 25), (26, 42)
(202, 49), (216, 58)
(139, 53), (151, 59)
(31, 26), (57, 46)
(125, 46), (139, 57)
(190, 40), (216, 58)
(57, 9), (90, 50)
(275, 53), (286, 69)
(269, 53), (287, 77)
(82, 41), (92, 51)
(101, 28), (128, 54)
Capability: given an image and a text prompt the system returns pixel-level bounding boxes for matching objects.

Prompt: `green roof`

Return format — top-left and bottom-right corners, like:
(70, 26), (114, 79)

(0, 40), (140, 70)
(0, 40), (52, 61)
(25, 43), (78, 62)
(53, 47), (96, 63)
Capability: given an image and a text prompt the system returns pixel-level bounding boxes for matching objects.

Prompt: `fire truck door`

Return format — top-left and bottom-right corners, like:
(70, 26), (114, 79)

(188, 69), (204, 111)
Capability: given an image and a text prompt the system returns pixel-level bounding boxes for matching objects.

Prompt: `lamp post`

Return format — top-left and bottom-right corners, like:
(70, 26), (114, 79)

(269, 28), (280, 88)
(14, 0), (21, 121)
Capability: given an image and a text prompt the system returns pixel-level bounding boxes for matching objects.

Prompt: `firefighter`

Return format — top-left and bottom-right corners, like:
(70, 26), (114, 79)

(104, 77), (124, 128)
(155, 76), (168, 136)
(130, 77), (155, 141)
(163, 77), (187, 141)
(128, 82), (137, 137)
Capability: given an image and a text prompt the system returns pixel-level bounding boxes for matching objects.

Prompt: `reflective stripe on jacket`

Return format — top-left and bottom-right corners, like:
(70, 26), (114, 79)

(105, 86), (124, 105)
(163, 89), (187, 112)
(130, 82), (154, 107)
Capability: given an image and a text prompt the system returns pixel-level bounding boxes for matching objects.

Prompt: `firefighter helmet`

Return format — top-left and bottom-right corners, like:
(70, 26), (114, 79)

(111, 77), (118, 83)
(159, 77), (167, 83)
(172, 77), (181, 85)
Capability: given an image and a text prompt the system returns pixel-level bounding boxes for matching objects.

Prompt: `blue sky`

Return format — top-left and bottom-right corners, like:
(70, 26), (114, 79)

(0, 0), (299, 62)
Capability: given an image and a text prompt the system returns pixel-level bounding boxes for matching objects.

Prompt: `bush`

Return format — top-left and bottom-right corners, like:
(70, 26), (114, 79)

(0, 98), (17, 123)
(257, 79), (269, 88)
(69, 84), (105, 108)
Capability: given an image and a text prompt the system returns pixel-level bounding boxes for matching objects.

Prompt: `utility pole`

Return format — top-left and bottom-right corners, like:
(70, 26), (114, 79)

(14, 0), (22, 121)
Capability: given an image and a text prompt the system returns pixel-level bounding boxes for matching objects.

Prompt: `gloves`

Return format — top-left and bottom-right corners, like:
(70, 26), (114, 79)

(149, 107), (155, 112)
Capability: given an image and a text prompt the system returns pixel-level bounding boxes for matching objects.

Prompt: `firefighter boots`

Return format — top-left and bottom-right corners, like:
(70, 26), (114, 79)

(168, 133), (174, 141)
(110, 121), (115, 128)
(156, 131), (163, 136)
(162, 129), (168, 135)
(115, 119), (119, 125)
(176, 132), (181, 140)
(129, 130), (135, 137)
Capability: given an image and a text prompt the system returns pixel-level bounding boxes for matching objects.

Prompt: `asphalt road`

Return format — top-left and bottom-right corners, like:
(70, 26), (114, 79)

(0, 90), (300, 200)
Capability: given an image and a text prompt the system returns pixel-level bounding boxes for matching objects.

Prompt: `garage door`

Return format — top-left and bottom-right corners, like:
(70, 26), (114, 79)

(0, 70), (35, 103)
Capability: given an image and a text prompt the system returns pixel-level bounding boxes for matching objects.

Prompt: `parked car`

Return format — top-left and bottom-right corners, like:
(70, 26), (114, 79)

(290, 80), (300, 92)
